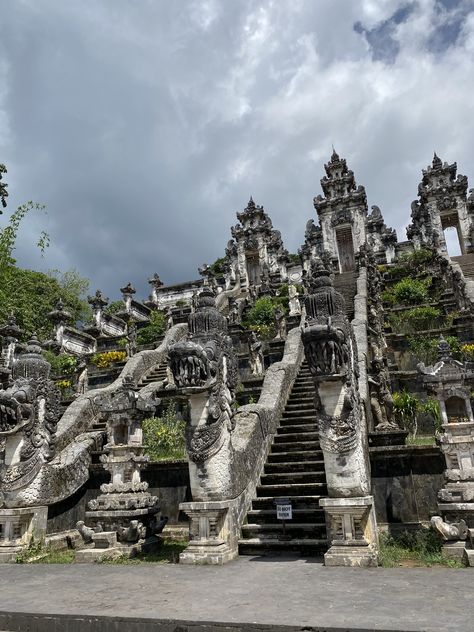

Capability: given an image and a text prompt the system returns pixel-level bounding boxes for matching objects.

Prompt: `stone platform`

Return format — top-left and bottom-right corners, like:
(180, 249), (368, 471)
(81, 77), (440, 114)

(0, 556), (471, 631)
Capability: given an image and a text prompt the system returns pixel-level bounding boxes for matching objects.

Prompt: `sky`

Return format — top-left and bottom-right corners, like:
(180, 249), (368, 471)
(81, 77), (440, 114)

(1, 0), (474, 301)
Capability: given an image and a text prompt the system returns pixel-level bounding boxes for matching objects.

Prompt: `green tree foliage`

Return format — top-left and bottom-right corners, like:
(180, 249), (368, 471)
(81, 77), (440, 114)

(208, 257), (226, 275)
(104, 300), (124, 316)
(137, 311), (167, 345)
(408, 335), (461, 365)
(142, 401), (186, 461)
(0, 164), (8, 209)
(0, 267), (91, 340)
(388, 306), (443, 334)
(47, 268), (91, 324)
(43, 350), (78, 376)
(392, 278), (429, 305)
(0, 199), (90, 339)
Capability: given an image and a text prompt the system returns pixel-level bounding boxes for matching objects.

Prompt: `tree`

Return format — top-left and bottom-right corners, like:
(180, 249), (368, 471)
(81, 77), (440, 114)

(0, 164), (7, 210)
(0, 266), (90, 340)
(0, 166), (90, 339)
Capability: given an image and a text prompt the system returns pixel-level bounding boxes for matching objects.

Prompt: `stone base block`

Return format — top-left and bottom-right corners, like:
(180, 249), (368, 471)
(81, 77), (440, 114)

(463, 549), (474, 566)
(179, 542), (237, 565)
(0, 548), (20, 563)
(324, 545), (378, 567)
(320, 495), (379, 567)
(442, 540), (466, 562)
(91, 531), (117, 549)
(368, 430), (408, 447)
(75, 547), (123, 563)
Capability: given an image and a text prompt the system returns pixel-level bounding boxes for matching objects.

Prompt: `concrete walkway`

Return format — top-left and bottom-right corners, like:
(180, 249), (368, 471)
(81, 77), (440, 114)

(0, 556), (471, 631)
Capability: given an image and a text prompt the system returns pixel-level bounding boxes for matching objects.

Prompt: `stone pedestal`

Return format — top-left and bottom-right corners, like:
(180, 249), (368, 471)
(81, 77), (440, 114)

(368, 429), (408, 447)
(320, 496), (378, 567)
(0, 506), (48, 561)
(179, 500), (237, 565)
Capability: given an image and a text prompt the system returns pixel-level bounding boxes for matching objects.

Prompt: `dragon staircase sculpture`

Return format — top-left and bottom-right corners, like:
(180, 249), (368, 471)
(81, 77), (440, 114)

(169, 288), (305, 563)
(0, 324), (187, 561)
(301, 259), (378, 566)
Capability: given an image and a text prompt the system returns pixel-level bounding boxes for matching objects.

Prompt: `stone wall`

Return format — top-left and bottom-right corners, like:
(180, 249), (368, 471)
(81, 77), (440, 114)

(47, 461), (190, 534)
(370, 445), (445, 527)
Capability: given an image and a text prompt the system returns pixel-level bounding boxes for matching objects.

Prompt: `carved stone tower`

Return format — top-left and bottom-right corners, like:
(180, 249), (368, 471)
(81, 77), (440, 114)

(313, 151), (368, 272)
(407, 153), (472, 255)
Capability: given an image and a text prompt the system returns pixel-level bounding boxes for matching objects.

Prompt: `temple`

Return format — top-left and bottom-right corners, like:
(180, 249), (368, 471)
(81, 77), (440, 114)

(2, 151), (474, 566)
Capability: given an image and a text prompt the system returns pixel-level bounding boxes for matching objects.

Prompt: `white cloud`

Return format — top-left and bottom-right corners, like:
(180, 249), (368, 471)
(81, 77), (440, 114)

(1, 0), (474, 296)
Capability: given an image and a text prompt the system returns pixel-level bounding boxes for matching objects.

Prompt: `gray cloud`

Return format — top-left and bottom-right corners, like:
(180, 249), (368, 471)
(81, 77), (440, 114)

(1, 0), (474, 301)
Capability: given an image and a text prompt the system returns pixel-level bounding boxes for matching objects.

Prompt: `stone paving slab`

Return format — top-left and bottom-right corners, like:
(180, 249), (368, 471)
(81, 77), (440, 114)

(0, 556), (471, 631)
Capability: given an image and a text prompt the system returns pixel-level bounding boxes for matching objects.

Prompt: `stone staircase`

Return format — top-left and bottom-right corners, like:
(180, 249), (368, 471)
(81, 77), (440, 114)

(238, 361), (328, 556)
(333, 271), (358, 320)
(451, 253), (474, 280)
(136, 362), (168, 390)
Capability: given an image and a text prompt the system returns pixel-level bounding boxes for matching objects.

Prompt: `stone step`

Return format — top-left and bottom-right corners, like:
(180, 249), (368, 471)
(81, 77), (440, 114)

(251, 495), (325, 510)
(264, 460), (325, 474)
(284, 401), (316, 410)
(271, 440), (320, 452)
(267, 450), (323, 463)
(280, 412), (317, 421)
(286, 393), (315, 401)
(256, 482), (327, 497)
(291, 382), (315, 390)
(278, 416), (318, 426)
(281, 408), (317, 418)
(260, 471), (326, 485)
(247, 508), (325, 524)
(277, 424), (318, 435)
(274, 432), (319, 443)
(241, 523), (326, 538)
(238, 537), (328, 556)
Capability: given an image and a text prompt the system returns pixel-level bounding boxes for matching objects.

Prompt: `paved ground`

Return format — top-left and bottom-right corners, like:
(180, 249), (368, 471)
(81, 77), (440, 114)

(0, 556), (471, 631)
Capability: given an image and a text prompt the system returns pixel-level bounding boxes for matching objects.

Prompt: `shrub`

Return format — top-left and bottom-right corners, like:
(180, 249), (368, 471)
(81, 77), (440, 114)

(142, 401), (186, 461)
(43, 351), (77, 376)
(401, 248), (435, 269)
(137, 311), (166, 345)
(104, 300), (124, 316)
(408, 335), (461, 365)
(420, 398), (442, 434)
(388, 306), (442, 334)
(175, 299), (187, 308)
(461, 343), (474, 361)
(208, 257), (226, 275)
(91, 350), (126, 369)
(56, 379), (72, 390)
(378, 527), (461, 568)
(287, 253), (301, 266)
(392, 278), (429, 305)
(393, 390), (420, 436)
(243, 296), (287, 340)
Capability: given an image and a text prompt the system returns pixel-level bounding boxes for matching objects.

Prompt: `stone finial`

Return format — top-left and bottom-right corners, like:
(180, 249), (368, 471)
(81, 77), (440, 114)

(0, 311), (22, 340)
(47, 298), (73, 324)
(13, 333), (50, 381)
(88, 289), (109, 309)
(148, 273), (163, 289)
(120, 282), (136, 296)
(432, 152), (442, 168)
(438, 335), (452, 361)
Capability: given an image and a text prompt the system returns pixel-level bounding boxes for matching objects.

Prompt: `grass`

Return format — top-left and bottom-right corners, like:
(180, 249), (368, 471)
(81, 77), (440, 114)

(15, 538), (187, 564)
(378, 529), (464, 568)
(30, 549), (76, 564)
(16, 539), (76, 564)
(98, 540), (188, 565)
(406, 435), (436, 446)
